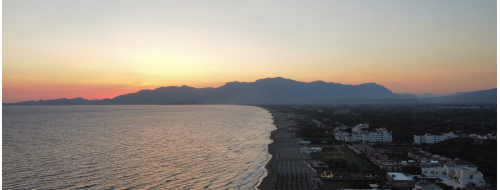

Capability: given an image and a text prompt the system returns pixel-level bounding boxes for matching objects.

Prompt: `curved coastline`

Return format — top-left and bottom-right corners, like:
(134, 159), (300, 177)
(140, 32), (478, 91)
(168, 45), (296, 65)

(253, 143), (272, 189)
(257, 111), (279, 190)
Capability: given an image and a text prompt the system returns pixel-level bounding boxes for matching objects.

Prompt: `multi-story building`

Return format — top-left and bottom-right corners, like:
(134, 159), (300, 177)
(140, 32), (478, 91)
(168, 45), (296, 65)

(418, 158), (487, 188)
(441, 164), (486, 188)
(456, 166), (486, 188)
(414, 132), (458, 144)
(363, 128), (392, 142)
(414, 134), (444, 144)
(406, 148), (487, 188)
(335, 125), (392, 143)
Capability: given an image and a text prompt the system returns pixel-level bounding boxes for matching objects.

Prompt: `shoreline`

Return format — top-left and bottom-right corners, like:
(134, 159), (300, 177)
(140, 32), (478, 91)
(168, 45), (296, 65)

(257, 116), (279, 190)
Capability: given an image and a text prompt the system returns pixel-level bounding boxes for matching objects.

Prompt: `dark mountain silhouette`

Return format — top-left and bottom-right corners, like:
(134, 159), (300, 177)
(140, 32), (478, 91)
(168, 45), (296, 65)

(397, 91), (474, 99)
(95, 77), (416, 105)
(3, 97), (95, 106)
(431, 88), (497, 104)
(5, 77), (494, 105)
(414, 93), (444, 98)
(448, 91), (474, 97)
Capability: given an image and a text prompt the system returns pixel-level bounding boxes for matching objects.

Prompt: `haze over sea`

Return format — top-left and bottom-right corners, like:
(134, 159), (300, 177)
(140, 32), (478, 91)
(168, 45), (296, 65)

(3, 105), (274, 189)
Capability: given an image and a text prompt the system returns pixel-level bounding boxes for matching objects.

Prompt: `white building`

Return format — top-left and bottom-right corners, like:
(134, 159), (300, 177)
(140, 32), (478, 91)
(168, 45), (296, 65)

(456, 165), (486, 188)
(476, 133), (497, 139)
(363, 128), (392, 142)
(414, 134), (444, 144)
(421, 163), (486, 188)
(337, 127), (392, 143)
(443, 132), (458, 139)
(414, 132), (458, 144)
(443, 165), (486, 188)
(352, 123), (369, 133)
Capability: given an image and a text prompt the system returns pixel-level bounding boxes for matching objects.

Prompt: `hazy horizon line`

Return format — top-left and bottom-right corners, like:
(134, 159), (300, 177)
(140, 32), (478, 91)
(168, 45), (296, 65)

(3, 77), (496, 104)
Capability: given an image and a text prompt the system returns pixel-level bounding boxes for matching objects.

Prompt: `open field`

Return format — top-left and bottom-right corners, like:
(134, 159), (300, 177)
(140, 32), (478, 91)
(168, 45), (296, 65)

(338, 146), (373, 172)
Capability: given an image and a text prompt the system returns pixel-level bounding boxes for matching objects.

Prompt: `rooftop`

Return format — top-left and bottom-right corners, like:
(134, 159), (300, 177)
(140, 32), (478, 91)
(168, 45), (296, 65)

(387, 172), (413, 181)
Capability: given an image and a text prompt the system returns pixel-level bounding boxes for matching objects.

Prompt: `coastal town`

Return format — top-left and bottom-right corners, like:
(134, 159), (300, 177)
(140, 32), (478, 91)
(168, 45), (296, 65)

(258, 105), (496, 190)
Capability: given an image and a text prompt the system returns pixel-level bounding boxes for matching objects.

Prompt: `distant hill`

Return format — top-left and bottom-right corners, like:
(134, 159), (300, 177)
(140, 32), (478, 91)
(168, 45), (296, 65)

(6, 77), (495, 105)
(3, 97), (95, 106)
(432, 88), (497, 104)
(95, 77), (417, 105)
(396, 92), (444, 98)
(415, 93), (444, 98)
(447, 91), (473, 97)
(397, 91), (474, 99)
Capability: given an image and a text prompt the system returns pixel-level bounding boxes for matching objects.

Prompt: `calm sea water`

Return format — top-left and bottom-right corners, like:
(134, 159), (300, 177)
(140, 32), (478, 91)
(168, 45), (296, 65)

(3, 105), (274, 189)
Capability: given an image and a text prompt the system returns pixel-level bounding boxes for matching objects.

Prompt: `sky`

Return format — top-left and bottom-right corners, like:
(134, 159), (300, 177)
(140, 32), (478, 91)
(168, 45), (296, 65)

(3, 0), (497, 103)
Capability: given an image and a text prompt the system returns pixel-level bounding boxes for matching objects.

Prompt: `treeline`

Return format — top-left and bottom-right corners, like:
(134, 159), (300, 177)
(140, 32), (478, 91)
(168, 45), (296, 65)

(265, 105), (497, 143)
(288, 123), (343, 145)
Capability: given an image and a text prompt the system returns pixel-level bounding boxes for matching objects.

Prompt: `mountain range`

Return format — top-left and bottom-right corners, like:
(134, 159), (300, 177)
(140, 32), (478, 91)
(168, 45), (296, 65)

(431, 88), (497, 104)
(3, 77), (496, 105)
(396, 91), (474, 99)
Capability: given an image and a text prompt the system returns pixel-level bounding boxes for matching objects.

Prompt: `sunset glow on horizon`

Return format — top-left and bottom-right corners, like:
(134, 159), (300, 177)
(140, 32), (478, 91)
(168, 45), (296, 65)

(3, 0), (497, 103)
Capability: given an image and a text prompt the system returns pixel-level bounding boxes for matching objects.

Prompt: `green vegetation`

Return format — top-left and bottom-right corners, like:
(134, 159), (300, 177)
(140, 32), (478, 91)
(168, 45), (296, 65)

(296, 124), (343, 144)
(338, 146), (373, 172)
(264, 104), (497, 144)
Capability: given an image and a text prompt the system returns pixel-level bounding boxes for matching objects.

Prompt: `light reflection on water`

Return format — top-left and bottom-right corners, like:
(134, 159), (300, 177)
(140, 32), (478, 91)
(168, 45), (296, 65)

(3, 105), (274, 189)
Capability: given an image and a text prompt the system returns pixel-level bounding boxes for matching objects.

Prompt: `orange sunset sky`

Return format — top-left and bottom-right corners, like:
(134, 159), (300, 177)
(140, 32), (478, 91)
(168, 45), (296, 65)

(3, 0), (498, 103)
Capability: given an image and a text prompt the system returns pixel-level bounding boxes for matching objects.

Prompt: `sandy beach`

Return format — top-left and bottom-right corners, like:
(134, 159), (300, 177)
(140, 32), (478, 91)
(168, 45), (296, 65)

(258, 129), (278, 190)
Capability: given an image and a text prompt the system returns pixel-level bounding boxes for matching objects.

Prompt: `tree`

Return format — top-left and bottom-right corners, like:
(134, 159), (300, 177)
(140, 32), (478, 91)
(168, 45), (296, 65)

(413, 176), (419, 182)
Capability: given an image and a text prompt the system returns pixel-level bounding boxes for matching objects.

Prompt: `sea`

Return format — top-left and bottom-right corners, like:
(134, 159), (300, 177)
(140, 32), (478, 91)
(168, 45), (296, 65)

(3, 105), (275, 189)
